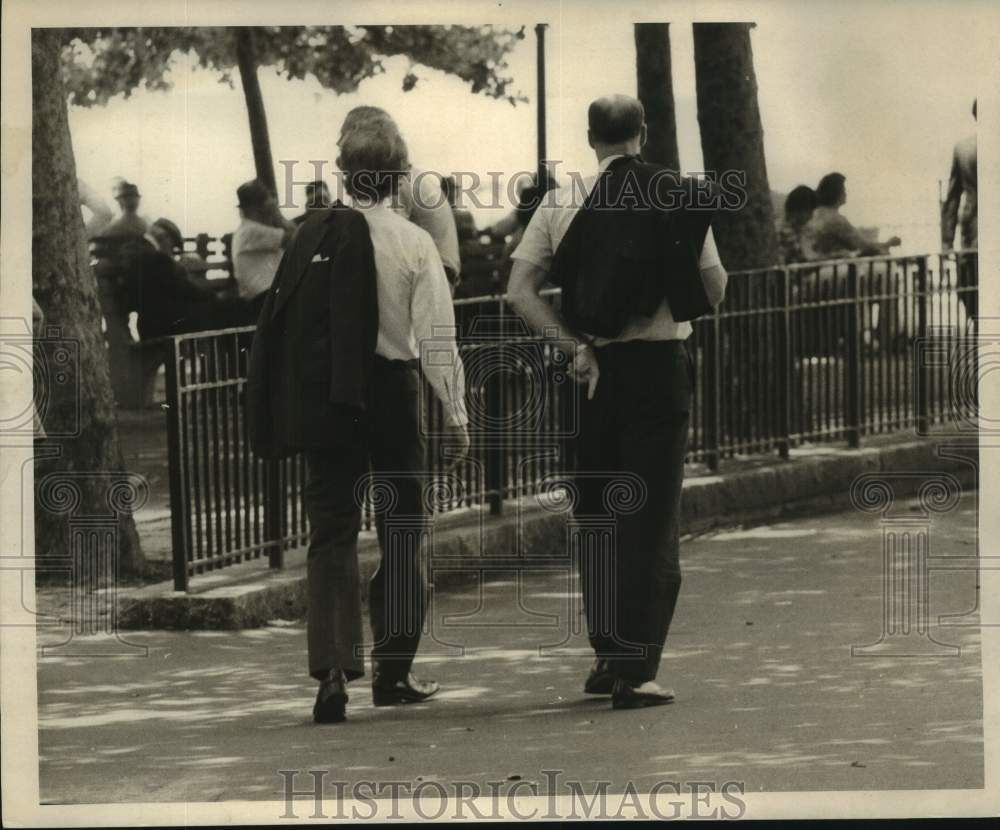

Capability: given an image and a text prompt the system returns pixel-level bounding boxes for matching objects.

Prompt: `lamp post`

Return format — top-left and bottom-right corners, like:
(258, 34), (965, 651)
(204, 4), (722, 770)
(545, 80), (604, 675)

(535, 23), (548, 186)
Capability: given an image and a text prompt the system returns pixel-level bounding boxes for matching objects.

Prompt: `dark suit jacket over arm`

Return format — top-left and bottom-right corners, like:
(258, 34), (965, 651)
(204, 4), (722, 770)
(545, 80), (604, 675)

(247, 204), (378, 459)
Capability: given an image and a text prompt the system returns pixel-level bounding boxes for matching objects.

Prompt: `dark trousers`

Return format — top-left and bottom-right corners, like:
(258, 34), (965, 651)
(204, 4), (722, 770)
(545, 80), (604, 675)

(574, 339), (692, 685)
(304, 357), (428, 682)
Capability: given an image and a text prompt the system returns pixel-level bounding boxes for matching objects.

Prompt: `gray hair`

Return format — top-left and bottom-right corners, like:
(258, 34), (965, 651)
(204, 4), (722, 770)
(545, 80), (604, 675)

(336, 117), (410, 201)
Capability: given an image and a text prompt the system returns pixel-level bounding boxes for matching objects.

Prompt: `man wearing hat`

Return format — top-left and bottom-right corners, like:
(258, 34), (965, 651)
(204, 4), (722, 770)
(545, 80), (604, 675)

(100, 180), (149, 239)
(232, 179), (297, 322)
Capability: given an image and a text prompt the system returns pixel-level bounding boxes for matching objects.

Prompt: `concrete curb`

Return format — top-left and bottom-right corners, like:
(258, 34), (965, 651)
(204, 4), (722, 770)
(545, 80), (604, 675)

(116, 437), (978, 630)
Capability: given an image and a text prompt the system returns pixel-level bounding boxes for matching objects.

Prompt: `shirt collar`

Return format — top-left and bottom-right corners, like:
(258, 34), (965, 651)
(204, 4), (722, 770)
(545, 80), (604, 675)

(350, 196), (393, 212)
(598, 154), (626, 173)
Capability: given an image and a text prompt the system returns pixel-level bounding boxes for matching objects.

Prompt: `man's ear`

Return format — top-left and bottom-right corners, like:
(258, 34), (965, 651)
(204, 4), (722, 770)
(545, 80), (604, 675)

(587, 129), (595, 149)
(639, 123), (648, 149)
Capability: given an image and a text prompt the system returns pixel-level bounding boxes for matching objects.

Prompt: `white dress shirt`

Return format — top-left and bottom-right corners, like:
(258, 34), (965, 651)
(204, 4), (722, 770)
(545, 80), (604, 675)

(511, 155), (723, 343)
(232, 219), (285, 300)
(355, 200), (467, 426)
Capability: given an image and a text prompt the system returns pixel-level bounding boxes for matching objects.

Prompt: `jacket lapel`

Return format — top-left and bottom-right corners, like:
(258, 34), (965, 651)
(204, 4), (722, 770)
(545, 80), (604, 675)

(268, 207), (338, 321)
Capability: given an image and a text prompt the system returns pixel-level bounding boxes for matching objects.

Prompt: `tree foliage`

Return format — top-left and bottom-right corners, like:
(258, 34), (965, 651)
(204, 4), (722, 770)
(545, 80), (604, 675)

(59, 25), (527, 108)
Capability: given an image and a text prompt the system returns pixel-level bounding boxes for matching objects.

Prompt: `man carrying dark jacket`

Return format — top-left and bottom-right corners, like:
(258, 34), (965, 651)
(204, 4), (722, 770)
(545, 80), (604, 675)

(508, 94), (727, 710)
(248, 123), (468, 724)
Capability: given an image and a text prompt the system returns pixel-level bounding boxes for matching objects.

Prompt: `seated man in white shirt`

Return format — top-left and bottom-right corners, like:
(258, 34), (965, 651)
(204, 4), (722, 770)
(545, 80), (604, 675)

(231, 179), (296, 323)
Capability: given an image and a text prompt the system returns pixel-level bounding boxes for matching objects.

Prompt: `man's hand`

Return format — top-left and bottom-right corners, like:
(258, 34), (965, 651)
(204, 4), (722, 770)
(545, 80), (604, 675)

(570, 342), (600, 400)
(439, 422), (471, 469)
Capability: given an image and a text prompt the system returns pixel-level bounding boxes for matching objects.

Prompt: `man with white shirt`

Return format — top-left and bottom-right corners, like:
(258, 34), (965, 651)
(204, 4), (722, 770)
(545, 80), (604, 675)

(249, 117), (469, 724)
(338, 106), (462, 292)
(508, 95), (727, 710)
(99, 180), (150, 240)
(231, 179), (296, 322)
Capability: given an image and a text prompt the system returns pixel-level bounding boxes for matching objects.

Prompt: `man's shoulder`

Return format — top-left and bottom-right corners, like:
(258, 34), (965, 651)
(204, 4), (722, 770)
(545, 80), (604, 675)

(233, 218), (264, 240)
(293, 203), (370, 252)
(634, 162), (717, 201)
(810, 207), (844, 226)
(410, 168), (443, 199)
(235, 217), (288, 247)
(313, 201), (367, 228)
(375, 203), (434, 241)
(530, 179), (587, 218)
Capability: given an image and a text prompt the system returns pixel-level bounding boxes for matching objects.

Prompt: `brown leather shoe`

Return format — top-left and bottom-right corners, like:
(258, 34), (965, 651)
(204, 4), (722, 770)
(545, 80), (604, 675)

(611, 679), (675, 710)
(584, 659), (615, 695)
(313, 669), (348, 723)
(372, 669), (440, 707)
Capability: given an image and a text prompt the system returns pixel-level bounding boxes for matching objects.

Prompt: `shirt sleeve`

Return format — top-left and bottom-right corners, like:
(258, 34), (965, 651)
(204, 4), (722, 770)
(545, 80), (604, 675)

(410, 172), (461, 276)
(410, 233), (468, 426)
(240, 223), (285, 253)
(490, 209), (521, 238)
(78, 179), (114, 237)
(830, 214), (869, 252)
(510, 205), (554, 271)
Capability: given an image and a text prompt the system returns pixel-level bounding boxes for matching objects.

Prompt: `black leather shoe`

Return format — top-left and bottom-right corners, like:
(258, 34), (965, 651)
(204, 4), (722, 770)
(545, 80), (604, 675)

(584, 659), (615, 695)
(371, 670), (440, 707)
(313, 669), (348, 724)
(611, 679), (675, 710)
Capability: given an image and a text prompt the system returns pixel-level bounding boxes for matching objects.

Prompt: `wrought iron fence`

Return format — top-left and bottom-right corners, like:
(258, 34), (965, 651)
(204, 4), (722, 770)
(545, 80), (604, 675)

(162, 250), (977, 590)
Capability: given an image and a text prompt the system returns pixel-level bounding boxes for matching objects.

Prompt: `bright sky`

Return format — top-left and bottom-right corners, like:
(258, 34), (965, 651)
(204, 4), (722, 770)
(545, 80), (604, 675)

(69, 8), (984, 256)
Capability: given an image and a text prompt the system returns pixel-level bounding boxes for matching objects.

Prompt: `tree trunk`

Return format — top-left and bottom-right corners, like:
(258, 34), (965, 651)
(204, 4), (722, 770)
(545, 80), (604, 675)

(31, 29), (145, 576)
(693, 23), (777, 270)
(634, 23), (680, 170)
(234, 27), (277, 195)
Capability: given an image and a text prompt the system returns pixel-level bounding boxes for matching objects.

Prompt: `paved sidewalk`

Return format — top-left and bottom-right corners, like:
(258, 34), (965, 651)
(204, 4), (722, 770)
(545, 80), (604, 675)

(37, 492), (982, 804)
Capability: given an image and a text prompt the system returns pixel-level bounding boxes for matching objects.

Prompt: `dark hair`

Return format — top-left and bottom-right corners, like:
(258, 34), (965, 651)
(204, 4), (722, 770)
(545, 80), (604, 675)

(784, 185), (816, 217)
(588, 97), (645, 144)
(337, 122), (409, 201)
(815, 173), (846, 207)
(151, 217), (183, 251)
(304, 180), (329, 209)
(236, 179), (271, 209)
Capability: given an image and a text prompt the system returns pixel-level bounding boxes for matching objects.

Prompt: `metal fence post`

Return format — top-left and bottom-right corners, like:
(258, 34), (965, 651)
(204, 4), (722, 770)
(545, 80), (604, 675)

(915, 257), (929, 433)
(486, 301), (507, 515)
(845, 262), (863, 448)
(164, 340), (190, 592)
(705, 309), (722, 472)
(195, 233), (210, 261)
(777, 267), (792, 459)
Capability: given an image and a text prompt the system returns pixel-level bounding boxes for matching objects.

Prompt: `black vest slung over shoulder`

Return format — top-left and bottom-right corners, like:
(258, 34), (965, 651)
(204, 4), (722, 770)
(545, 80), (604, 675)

(548, 155), (718, 339)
